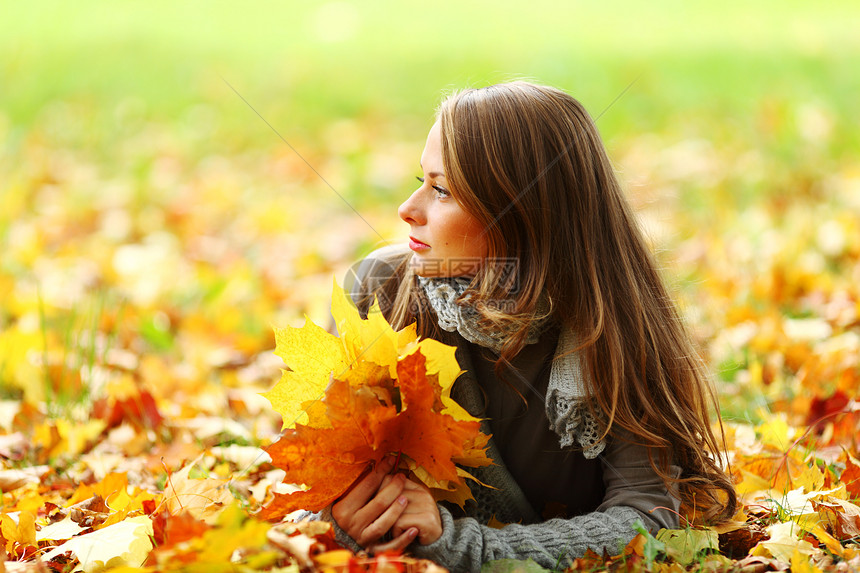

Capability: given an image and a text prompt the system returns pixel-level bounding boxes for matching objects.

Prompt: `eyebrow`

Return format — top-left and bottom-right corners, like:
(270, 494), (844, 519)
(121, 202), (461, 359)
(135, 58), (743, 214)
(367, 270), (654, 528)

(419, 162), (446, 179)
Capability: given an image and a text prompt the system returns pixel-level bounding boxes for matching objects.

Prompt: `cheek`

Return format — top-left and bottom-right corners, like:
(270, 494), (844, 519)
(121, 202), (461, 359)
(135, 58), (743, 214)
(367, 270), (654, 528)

(474, 235), (489, 258)
(464, 219), (488, 256)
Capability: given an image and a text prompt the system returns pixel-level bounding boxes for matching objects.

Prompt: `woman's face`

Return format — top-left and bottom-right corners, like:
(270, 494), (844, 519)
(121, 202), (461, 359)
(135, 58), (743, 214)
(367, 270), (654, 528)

(398, 122), (488, 277)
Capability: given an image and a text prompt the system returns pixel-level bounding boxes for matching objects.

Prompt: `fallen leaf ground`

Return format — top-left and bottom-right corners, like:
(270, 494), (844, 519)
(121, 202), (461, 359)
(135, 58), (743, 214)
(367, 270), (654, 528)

(2, 3), (860, 571)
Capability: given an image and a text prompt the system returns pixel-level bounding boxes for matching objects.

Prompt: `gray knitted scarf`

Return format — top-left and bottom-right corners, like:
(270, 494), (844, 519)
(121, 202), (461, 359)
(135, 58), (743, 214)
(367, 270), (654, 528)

(419, 276), (606, 458)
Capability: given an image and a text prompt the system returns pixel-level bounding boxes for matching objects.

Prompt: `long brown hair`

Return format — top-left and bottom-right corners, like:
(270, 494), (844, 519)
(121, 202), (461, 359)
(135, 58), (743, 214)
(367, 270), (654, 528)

(382, 81), (736, 523)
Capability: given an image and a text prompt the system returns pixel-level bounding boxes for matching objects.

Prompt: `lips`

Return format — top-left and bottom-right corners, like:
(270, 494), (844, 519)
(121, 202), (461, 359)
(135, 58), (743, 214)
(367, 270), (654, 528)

(409, 236), (430, 252)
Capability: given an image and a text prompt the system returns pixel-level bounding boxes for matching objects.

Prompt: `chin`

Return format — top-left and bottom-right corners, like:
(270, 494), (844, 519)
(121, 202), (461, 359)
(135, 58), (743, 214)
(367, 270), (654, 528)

(409, 255), (442, 278)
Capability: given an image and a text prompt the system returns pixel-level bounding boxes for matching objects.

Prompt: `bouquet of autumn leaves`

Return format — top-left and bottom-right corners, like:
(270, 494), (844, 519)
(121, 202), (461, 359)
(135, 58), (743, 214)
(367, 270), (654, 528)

(258, 281), (492, 521)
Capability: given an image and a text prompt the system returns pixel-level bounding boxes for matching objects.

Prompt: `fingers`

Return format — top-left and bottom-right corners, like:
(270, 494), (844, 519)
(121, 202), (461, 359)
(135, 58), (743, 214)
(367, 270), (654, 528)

(351, 472), (405, 532)
(389, 481), (443, 545)
(332, 457), (412, 547)
(400, 478), (424, 491)
(353, 487), (409, 546)
(332, 457), (395, 525)
(331, 459), (442, 548)
(336, 457), (396, 512)
(369, 527), (418, 555)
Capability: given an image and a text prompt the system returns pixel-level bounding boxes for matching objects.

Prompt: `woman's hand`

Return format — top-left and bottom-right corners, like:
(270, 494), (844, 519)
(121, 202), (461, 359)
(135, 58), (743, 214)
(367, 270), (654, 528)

(391, 479), (443, 545)
(331, 456), (417, 551)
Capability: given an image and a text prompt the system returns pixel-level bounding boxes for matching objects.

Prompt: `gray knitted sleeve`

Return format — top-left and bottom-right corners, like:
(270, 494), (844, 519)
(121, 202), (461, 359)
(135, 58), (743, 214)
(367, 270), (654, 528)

(410, 504), (646, 572)
(409, 431), (681, 572)
(293, 507), (362, 553)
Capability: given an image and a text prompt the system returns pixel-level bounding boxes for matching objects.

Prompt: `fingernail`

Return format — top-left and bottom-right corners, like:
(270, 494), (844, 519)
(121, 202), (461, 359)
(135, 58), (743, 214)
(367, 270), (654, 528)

(384, 456), (395, 468)
(408, 527), (418, 538)
(398, 496), (408, 506)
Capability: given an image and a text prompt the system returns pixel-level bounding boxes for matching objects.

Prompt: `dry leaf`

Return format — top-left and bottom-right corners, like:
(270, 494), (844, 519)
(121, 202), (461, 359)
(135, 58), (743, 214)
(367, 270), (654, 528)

(839, 450), (860, 499)
(0, 511), (37, 555)
(657, 528), (719, 565)
(750, 521), (815, 563)
(0, 467), (49, 492)
(164, 462), (236, 524)
(35, 516), (85, 543)
(40, 515), (153, 572)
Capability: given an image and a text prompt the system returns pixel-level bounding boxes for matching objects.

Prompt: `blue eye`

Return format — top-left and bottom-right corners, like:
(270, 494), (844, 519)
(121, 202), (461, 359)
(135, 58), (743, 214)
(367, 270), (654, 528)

(416, 176), (450, 198)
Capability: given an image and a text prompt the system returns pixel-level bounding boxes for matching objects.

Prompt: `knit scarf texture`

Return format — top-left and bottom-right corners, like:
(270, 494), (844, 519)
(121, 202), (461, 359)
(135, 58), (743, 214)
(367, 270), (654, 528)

(418, 276), (606, 459)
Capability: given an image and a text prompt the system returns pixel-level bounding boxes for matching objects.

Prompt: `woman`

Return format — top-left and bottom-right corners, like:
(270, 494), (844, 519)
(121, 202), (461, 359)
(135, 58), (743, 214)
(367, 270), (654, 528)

(328, 81), (736, 571)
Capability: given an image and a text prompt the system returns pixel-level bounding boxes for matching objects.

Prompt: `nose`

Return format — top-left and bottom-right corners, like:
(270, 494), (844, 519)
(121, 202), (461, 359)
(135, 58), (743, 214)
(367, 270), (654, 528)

(398, 188), (426, 225)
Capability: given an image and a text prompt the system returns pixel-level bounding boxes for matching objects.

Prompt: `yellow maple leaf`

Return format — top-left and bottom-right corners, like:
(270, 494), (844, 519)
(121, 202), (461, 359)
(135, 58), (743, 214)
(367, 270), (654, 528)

(263, 280), (478, 428)
(790, 548), (824, 573)
(264, 317), (350, 428)
(756, 410), (793, 450)
(330, 280), (399, 376)
(0, 326), (44, 403)
(792, 462), (825, 494)
(736, 468), (772, 497)
(0, 511), (36, 554)
(11, 487), (47, 513)
(407, 459), (492, 508)
(68, 472), (129, 506)
(67, 472), (160, 524)
(59, 418), (107, 457)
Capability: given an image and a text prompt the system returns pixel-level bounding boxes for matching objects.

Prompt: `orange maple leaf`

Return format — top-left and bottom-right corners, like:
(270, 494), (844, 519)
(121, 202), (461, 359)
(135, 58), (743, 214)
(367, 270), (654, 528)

(840, 450), (860, 500)
(376, 352), (485, 484)
(259, 350), (490, 519)
(258, 376), (398, 519)
(259, 282), (492, 520)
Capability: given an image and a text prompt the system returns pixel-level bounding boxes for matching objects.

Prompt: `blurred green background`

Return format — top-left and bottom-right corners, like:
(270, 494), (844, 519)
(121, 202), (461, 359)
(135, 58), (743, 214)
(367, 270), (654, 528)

(2, 1), (859, 420)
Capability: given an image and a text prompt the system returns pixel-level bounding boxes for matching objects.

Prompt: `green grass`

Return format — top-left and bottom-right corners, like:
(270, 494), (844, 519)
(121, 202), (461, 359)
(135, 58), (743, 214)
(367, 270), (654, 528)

(4, 1), (859, 134)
